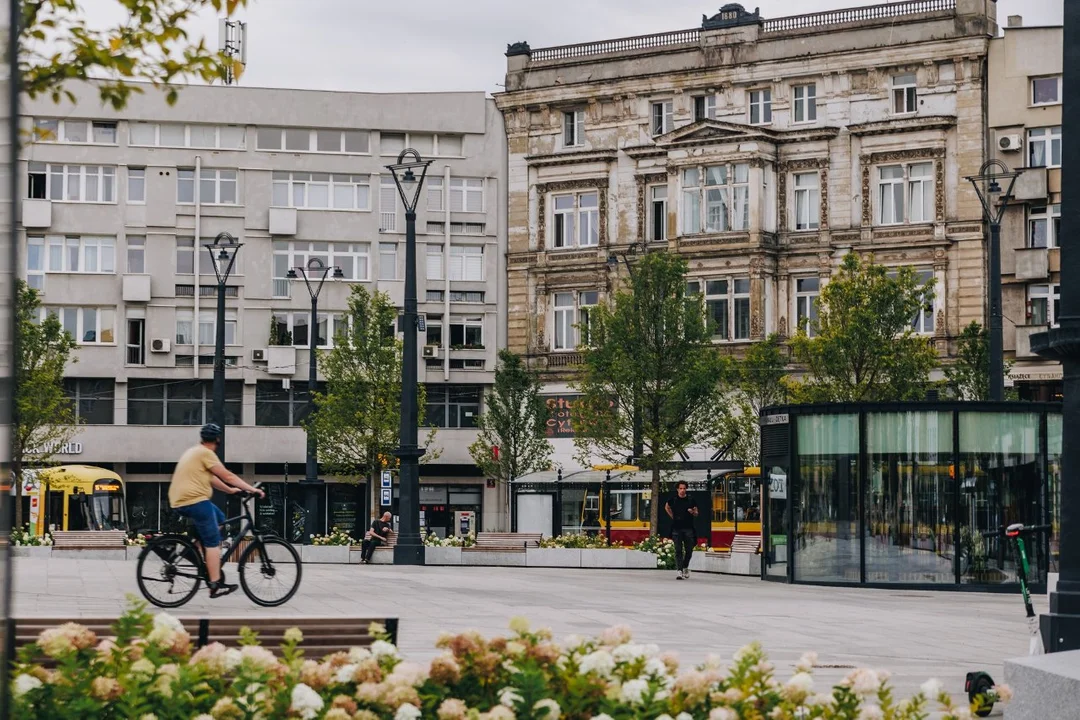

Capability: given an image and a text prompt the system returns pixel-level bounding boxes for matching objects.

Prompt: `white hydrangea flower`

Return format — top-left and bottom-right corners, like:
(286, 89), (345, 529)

(499, 687), (524, 707)
(644, 657), (668, 677)
(795, 651), (818, 673)
(709, 709), (738, 720)
(843, 668), (880, 696)
(371, 640), (399, 659)
(395, 704), (422, 720)
(785, 672), (815, 695)
(859, 705), (884, 720)
(349, 646), (372, 663)
(675, 714), (693, 720)
(590, 715), (615, 720)
(620, 678), (649, 705)
(224, 648), (242, 671)
(534, 698), (560, 719)
(289, 683), (324, 720)
(578, 649), (616, 677)
(613, 643), (645, 662)
(12, 674), (42, 697)
(920, 678), (943, 698)
(335, 664), (358, 684)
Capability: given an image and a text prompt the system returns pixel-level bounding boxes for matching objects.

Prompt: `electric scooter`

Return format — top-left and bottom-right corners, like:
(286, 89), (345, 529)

(964, 522), (1052, 717)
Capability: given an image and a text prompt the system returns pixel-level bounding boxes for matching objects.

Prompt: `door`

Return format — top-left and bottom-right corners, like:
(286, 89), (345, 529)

(516, 494), (554, 537)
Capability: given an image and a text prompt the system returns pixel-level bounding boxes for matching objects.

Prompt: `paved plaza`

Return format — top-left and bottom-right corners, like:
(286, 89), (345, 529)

(13, 558), (1026, 707)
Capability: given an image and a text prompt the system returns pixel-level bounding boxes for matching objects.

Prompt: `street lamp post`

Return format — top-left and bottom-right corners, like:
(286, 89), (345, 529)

(287, 257), (343, 542)
(607, 246), (644, 462)
(385, 149), (433, 566)
(965, 160), (1019, 402)
(1029, 0), (1080, 652)
(204, 232), (242, 461)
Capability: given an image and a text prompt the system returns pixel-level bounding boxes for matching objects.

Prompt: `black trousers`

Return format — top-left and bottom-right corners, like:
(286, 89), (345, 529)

(672, 528), (696, 571)
(361, 537), (383, 561)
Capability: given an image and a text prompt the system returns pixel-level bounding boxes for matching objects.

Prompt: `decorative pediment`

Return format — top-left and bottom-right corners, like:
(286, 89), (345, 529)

(654, 119), (777, 146)
(702, 4), (763, 30)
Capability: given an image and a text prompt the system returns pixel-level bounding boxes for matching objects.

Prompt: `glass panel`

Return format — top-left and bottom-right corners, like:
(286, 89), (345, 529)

(958, 412), (1042, 585)
(316, 130), (341, 152)
(865, 412), (954, 583)
(1048, 413), (1062, 574)
(795, 414), (859, 582)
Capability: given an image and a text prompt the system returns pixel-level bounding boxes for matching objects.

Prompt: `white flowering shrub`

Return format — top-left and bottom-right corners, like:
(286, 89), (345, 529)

(311, 527), (358, 546)
(633, 536), (708, 569)
(11, 599), (1007, 719)
(538, 534), (622, 549)
(11, 525), (52, 547)
(423, 532), (476, 548)
(125, 533), (148, 547)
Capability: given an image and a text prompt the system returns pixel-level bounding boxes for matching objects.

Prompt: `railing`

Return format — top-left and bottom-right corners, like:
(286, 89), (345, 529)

(380, 212), (397, 232)
(547, 352), (585, 367)
(530, 28), (699, 62)
(763, 0), (955, 33)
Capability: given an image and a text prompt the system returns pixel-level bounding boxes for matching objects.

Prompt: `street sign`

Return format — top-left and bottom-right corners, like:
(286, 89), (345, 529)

(381, 470), (392, 488)
(380, 488), (392, 506)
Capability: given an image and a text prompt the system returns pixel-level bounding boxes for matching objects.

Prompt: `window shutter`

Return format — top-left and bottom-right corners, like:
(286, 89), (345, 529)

(380, 177), (397, 212)
(465, 249), (483, 281)
(426, 247), (443, 280)
(449, 249), (463, 281)
(450, 184), (464, 212)
(466, 181), (483, 212)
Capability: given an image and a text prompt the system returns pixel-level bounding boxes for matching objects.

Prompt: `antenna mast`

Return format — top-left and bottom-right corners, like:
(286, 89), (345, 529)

(219, 19), (248, 86)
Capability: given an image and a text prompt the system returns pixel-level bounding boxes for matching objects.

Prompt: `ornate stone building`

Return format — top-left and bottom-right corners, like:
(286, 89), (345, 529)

(495, 0), (999, 453)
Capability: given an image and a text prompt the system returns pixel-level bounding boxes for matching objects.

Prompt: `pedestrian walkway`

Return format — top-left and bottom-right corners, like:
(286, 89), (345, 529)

(13, 558), (1025, 704)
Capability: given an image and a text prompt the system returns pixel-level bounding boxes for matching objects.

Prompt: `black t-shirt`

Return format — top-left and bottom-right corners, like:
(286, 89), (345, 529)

(370, 520), (391, 539)
(668, 494), (698, 531)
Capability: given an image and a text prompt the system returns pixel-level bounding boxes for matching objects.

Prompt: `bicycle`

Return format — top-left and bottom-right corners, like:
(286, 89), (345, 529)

(136, 486), (302, 608)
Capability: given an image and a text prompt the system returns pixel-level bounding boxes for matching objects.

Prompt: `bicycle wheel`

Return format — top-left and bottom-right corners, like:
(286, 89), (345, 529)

(136, 536), (203, 608)
(238, 537), (302, 607)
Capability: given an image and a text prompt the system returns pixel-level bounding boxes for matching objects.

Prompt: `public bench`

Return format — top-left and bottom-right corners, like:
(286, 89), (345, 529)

(707, 534), (761, 558)
(462, 532), (543, 553)
(51, 530), (126, 550)
(7, 615), (399, 664)
(370, 531), (398, 555)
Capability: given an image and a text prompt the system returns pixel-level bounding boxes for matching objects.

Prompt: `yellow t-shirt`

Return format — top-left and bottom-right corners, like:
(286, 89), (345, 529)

(169, 444), (220, 508)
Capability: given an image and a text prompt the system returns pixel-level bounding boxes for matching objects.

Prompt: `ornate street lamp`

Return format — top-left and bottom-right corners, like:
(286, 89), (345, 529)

(203, 232), (242, 461)
(385, 149), (433, 565)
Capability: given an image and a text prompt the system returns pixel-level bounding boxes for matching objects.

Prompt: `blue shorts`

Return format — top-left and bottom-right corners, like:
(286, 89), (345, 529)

(174, 500), (226, 548)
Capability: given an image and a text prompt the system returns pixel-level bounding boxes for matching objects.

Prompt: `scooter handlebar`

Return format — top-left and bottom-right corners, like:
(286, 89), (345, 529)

(981, 523), (1052, 538)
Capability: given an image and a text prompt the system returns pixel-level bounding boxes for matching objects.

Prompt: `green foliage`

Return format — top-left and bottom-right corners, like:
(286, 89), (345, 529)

(468, 349), (552, 488)
(945, 321), (1008, 401)
(268, 316), (291, 346)
(790, 253), (938, 403)
(21, 0), (249, 111)
(573, 253), (730, 534)
(718, 334), (790, 464)
(13, 280), (78, 527)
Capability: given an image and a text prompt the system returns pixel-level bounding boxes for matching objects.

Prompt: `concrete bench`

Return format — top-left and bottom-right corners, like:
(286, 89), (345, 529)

(7, 616), (399, 664)
(51, 531), (126, 550)
(463, 532), (542, 553)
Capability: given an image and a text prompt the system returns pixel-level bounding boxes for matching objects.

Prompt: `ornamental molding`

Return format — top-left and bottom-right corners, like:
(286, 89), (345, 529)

(536, 177), (610, 252)
(635, 172), (669, 244)
(859, 147), (946, 227)
(777, 157), (830, 233)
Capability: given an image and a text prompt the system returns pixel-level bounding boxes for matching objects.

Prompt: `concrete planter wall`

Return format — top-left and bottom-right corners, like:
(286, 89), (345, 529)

(526, 548), (582, 567)
(580, 548), (656, 569)
(11, 546), (52, 559)
(300, 545), (351, 564)
(689, 552), (761, 576)
(425, 547), (464, 565)
(461, 550), (527, 567)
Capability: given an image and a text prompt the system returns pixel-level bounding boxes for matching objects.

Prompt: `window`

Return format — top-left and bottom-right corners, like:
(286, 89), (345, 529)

(649, 185), (668, 242)
(42, 306), (115, 344)
(693, 95), (717, 122)
(1028, 284), (1060, 327)
(196, 309), (238, 346)
(427, 176), (444, 212)
(28, 163), (115, 203)
(651, 100), (673, 136)
(28, 235), (115, 280)
(912, 270), (935, 334)
(449, 245), (483, 282)
(131, 123), (245, 149)
(795, 277), (820, 337)
(427, 290), (444, 302)
(32, 119), (116, 144)
(177, 168), (237, 205)
(892, 73), (917, 115)
(449, 315), (484, 348)
(427, 222), (486, 236)
(176, 310), (193, 345)
(793, 172), (820, 230)
(702, 280), (729, 339)
(127, 168), (145, 204)
(682, 163), (750, 234)
(379, 242), (398, 280)
(449, 358), (485, 370)
(175, 237), (219, 275)
(553, 291), (599, 349)
(427, 244), (443, 281)
(127, 379), (242, 426)
(551, 192), (599, 248)
(1028, 127), (1062, 168)
(424, 384), (481, 428)
(255, 381), (318, 426)
(450, 290), (485, 303)
(1032, 76), (1061, 106)
(564, 110), (585, 147)
(688, 278), (750, 341)
(793, 84), (817, 123)
(127, 235), (145, 273)
(271, 312), (346, 349)
(25, 236), (43, 290)
(449, 178), (484, 213)
(271, 171), (371, 211)
(272, 240), (368, 295)
(63, 378), (115, 424)
(1028, 205), (1061, 248)
(733, 279), (751, 340)
(127, 317), (145, 365)
(380, 176), (398, 231)
(749, 89), (772, 125)
(377, 132), (462, 156)
(426, 317), (443, 346)
(877, 163), (933, 225)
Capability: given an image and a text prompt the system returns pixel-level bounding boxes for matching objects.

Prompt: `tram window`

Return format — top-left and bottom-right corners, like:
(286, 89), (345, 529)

(639, 495), (651, 523)
(609, 492), (636, 521)
(584, 493), (599, 512)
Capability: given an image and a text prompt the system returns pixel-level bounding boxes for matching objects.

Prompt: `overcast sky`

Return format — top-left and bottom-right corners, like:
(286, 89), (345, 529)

(83, 0), (1063, 95)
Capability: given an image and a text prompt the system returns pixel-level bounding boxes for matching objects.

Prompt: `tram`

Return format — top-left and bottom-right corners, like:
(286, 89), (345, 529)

(22, 465), (127, 536)
(578, 467), (762, 550)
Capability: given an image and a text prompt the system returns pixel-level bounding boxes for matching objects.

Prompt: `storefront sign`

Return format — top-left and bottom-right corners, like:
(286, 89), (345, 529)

(1008, 370), (1063, 382)
(544, 395), (615, 438)
(27, 441), (83, 455)
(381, 471), (392, 489)
(380, 488), (392, 507)
(769, 473), (787, 500)
(764, 414), (789, 426)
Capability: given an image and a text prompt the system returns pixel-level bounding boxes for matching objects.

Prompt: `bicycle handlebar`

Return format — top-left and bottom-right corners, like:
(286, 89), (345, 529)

(982, 523), (1052, 538)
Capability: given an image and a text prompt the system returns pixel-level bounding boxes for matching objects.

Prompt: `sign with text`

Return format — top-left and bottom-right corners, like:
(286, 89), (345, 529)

(544, 395), (615, 438)
(380, 488), (392, 507)
(27, 441), (83, 455)
(381, 470), (392, 489)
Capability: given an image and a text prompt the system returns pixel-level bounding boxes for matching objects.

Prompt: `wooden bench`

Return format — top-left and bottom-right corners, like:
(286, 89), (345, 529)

(51, 530), (126, 550)
(7, 616), (399, 664)
(731, 534), (761, 554)
(372, 531), (398, 554)
(462, 532), (542, 553)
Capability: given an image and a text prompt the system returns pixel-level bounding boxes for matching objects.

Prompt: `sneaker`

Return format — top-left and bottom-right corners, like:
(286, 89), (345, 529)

(208, 581), (238, 599)
(683, 568), (691, 579)
(676, 571), (685, 580)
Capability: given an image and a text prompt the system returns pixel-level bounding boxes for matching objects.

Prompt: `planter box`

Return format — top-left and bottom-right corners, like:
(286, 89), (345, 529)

(580, 549), (657, 569)
(526, 548), (582, 568)
(370, 548), (394, 565)
(11, 546), (52, 559)
(461, 550), (527, 567)
(425, 547), (463, 565)
(300, 545), (350, 564)
(52, 549), (126, 561)
(689, 552), (761, 576)
(127, 546), (145, 560)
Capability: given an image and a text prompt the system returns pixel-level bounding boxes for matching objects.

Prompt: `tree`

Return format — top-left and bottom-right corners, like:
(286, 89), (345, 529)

(468, 350), (552, 528)
(21, 0), (248, 111)
(790, 252), (937, 402)
(307, 286), (434, 515)
(573, 252), (729, 534)
(13, 281), (77, 528)
(719, 334), (789, 464)
(945, 321), (1011, 401)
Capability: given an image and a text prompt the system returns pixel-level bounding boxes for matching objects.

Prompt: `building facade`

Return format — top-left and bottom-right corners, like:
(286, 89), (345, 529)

(20, 83), (508, 539)
(495, 0), (999, 468)
(987, 17), (1064, 401)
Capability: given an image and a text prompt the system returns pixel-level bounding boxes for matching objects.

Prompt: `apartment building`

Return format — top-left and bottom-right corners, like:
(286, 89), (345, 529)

(20, 83), (507, 539)
(988, 16), (1064, 401)
(495, 0), (998, 467)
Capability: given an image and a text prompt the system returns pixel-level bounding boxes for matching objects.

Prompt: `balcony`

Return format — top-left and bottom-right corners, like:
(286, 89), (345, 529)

(1015, 325), (1051, 359)
(1015, 248), (1049, 281)
(268, 207), (297, 236)
(122, 274), (151, 302)
(22, 199), (51, 228)
(266, 346), (296, 375)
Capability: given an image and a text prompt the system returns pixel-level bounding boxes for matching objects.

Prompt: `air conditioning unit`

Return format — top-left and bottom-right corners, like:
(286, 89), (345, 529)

(422, 345), (440, 359)
(150, 338), (171, 353)
(252, 348), (267, 362)
(999, 134), (1023, 152)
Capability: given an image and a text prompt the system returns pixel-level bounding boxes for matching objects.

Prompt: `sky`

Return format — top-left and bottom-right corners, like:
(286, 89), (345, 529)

(80, 0), (1063, 95)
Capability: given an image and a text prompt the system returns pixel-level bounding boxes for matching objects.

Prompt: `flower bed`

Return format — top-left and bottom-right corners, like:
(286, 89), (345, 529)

(423, 532), (476, 548)
(633, 536), (708, 570)
(12, 525), (51, 547)
(10, 600), (1007, 719)
(538, 534), (621, 549)
(312, 528), (358, 546)
(126, 533), (148, 547)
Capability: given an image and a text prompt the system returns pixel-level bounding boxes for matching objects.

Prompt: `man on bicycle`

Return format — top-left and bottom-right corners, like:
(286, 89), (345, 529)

(169, 423), (263, 598)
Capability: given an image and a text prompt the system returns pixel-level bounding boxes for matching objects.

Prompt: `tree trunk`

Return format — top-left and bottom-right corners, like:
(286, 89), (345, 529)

(650, 464), (661, 537)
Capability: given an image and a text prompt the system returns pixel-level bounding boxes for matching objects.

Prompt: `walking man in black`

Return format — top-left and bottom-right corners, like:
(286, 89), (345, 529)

(361, 511), (393, 563)
(665, 480), (699, 579)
